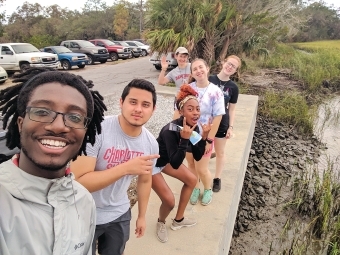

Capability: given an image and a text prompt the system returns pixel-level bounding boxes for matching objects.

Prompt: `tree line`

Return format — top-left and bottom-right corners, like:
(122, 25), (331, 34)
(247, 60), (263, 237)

(0, 0), (339, 63)
(0, 0), (143, 48)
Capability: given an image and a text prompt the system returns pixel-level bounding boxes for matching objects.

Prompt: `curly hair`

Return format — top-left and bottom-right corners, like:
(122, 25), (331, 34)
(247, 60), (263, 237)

(175, 84), (198, 110)
(0, 67), (107, 159)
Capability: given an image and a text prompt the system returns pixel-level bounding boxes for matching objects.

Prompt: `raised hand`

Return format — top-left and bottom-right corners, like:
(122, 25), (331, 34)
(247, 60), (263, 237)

(180, 117), (197, 140)
(200, 120), (213, 140)
(125, 154), (160, 175)
(161, 55), (169, 70)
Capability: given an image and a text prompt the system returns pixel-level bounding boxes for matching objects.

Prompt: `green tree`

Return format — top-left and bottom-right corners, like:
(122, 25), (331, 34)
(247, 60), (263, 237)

(83, 0), (108, 13)
(145, 0), (304, 64)
(0, 0), (6, 37)
(6, 2), (45, 42)
(292, 2), (340, 41)
(113, 1), (129, 40)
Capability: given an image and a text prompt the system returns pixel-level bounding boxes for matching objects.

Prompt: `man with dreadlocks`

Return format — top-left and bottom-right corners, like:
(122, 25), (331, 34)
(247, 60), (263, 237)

(71, 79), (160, 255)
(0, 67), (106, 255)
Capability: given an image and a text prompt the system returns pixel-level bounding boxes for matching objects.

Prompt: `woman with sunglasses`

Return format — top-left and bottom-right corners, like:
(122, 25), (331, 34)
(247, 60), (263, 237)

(208, 55), (241, 192)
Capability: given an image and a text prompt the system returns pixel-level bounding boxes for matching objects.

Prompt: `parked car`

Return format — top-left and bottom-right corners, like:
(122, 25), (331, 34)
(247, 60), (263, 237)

(60, 40), (109, 65)
(0, 66), (8, 84)
(0, 43), (59, 73)
(114, 41), (141, 58)
(124, 41), (150, 57)
(89, 39), (131, 61)
(133, 39), (148, 45)
(42, 46), (88, 70)
(149, 52), (178, 70)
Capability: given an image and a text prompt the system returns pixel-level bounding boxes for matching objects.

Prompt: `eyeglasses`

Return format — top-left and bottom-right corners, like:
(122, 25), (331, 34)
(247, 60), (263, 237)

(225, 61), (237, 70)
(26, 107), (91, 129)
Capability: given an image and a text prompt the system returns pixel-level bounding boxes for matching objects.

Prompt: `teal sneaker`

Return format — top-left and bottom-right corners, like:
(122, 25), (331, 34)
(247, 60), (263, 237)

(201, 189), (213, 206)
(190, 188), (200, 205)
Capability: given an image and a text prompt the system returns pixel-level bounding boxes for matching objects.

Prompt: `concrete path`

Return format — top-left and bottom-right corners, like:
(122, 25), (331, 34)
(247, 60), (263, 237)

(125, 86), (258, 255)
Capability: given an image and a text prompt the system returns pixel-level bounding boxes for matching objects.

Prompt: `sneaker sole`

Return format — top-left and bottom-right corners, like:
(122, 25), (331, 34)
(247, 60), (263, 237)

(201, 196), (213, 206)
(190, 199), (198, 205)
(156, 234), (168, 243)
(170, 222), (197, 231)
(212, 188), (221, 192)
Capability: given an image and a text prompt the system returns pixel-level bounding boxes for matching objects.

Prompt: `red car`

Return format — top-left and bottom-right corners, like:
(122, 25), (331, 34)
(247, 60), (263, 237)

(89, 39), (132, 61)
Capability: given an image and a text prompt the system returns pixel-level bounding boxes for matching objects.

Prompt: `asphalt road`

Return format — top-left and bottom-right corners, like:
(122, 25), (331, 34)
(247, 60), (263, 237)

(0, 57), (161, 97)
(69, 57), (161, 96)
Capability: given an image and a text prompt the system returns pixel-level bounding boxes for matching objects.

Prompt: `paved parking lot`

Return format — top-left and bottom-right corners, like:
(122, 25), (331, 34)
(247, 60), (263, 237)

(0, 57), (161, 97)
(70, 57), (161, 96)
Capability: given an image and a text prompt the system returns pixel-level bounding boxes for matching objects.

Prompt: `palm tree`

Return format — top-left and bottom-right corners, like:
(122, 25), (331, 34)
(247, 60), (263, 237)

(145, 0), (237, 64)
(144, 0), (303, 66)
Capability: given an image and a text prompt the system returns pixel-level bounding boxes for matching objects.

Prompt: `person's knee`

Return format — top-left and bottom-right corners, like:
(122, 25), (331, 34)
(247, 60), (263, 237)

(216, 150), (225, 158)
(196, 167), (209, 176)
(186, 174), (198, 189)
(162, 194), (175, 210)
(187, 162), (195, 169)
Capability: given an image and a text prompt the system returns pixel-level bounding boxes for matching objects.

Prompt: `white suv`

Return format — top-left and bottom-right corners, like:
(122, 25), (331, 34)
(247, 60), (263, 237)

(149, 52), (178, 70)
(124, 41), (150, 57)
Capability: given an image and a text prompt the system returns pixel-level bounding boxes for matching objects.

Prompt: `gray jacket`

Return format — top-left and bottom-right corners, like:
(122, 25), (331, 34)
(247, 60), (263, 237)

(0, 159), (96, 255)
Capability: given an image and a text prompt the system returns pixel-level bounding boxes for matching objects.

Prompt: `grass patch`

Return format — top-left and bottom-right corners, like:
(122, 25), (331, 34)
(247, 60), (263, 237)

(242, 40), (340, 135)
(165, 82), (176, 87)
(258, 42), (340, 92)
(279, 161), (340, 254)
(260, 91), (315, 134)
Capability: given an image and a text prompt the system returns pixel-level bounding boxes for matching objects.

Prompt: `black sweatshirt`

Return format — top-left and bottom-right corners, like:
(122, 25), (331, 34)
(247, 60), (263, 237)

(155, 117), (207, 169)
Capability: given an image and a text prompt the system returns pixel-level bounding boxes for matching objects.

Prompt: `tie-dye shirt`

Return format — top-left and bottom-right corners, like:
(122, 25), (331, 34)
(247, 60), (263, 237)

(190, 82), (225, 125)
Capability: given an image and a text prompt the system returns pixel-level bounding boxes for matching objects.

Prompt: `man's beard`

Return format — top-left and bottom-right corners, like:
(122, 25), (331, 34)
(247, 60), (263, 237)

(121, 112), (147, 127)
(21, 145), (69, 172)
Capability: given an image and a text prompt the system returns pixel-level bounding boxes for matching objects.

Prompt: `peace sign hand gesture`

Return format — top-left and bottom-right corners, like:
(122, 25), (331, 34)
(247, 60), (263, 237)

(180, 117), (197, 140)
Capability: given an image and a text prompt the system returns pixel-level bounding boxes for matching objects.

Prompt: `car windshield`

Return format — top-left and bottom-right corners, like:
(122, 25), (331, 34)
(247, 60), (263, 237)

(133, 41), (145, 46)
(101, 40), (115, 46)
(52, 47), (72, 54)
(11, 44), (40, 54)
(77, 41), (96, 47)
(118, 42), (129, 47)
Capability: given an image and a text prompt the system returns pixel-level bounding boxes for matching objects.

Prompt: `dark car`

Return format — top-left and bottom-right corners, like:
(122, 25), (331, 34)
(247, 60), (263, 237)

(42, 46), (89, 70)
(60, 40), (109, 65)
(114, 41), (141, 58)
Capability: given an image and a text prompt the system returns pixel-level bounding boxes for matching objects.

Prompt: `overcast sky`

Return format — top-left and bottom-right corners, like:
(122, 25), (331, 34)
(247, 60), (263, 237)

(1, 0), (339, 17)
(1, 0), (138, 15)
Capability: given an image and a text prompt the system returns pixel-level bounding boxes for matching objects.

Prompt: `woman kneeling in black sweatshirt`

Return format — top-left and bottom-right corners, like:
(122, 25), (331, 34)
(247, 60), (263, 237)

(153, 84), (211, 243)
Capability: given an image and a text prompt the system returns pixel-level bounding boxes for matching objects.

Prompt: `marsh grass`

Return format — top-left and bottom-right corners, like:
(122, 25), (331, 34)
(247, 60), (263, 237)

(259, 42), (340, 92)
(244, 41), (340, 135)
(277, 160), (340, 254)
(260, 90), (315, 134)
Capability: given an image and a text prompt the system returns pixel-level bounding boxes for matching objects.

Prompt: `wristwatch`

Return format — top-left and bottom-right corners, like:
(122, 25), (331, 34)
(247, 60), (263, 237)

(206, 138), (213, 144)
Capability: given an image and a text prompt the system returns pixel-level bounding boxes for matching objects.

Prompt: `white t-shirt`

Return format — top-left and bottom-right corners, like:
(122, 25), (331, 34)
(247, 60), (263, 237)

(190, 82), (225, 125)
(86, 115), (159, 225)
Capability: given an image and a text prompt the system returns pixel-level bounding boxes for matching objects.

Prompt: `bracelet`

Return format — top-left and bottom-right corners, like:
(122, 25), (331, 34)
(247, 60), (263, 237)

(229, 126), (233, 129)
